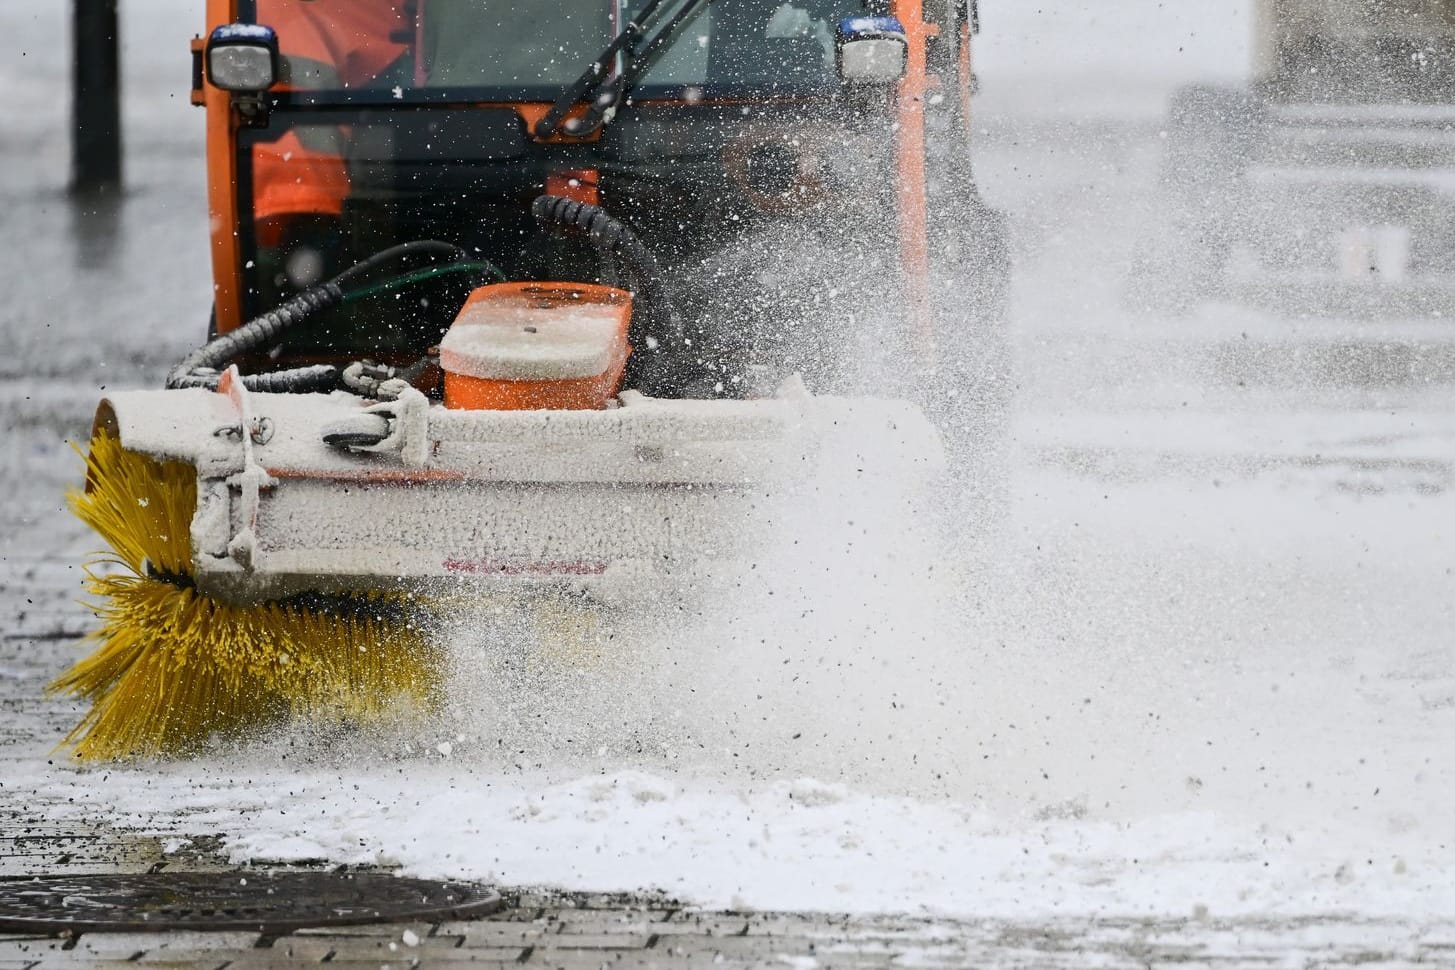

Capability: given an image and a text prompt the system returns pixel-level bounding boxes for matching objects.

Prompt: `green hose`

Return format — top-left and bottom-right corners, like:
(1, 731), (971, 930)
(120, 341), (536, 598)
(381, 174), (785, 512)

(342, 261), (507, 304)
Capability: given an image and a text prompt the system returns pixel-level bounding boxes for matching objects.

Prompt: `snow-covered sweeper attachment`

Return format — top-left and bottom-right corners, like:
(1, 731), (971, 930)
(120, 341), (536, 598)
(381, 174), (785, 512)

(57, 273), (944, 758)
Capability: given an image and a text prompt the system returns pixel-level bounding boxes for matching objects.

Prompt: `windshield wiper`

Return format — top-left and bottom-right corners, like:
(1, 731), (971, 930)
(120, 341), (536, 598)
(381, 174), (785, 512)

(535, 0), (711, 139)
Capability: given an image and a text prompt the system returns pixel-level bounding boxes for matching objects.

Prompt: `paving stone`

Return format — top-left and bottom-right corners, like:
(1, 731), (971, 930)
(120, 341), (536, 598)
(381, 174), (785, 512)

(519, 953), (728, 970)
(0, 942), (58, 960)
(213, 958), (354, 970)
(518, 956), (629, 970)
(684, 934), (819, 959)
(552, 924), (666, 936)
(264, 937), (340, 962)
(243, 959), (446, 970)
(11, 958), (80, 970)
(551, 955), (737, 970)
(535, 934), (652, 951)
(291, 922), (437, 940)
(32, 962), (217, 970)
(278, 935), (407, 956)
(440, 922), (549, 946)
(26, 957), (230, 970)
(553, 911), (675, 928)
(802, 954), (923, 969)
(646, 919), (751, 938)
(438, 943), (525, 961)
(377, 935), (474, 955)
(26, 943), (134, 965)
(69, 931), (259, 957)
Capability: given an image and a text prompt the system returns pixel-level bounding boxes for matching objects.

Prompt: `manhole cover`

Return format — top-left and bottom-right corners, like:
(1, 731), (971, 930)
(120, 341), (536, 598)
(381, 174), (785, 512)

(0, 872), (503, 933)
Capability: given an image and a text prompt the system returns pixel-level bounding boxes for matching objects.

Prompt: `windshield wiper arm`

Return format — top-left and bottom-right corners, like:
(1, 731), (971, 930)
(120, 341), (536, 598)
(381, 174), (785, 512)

(535, 0), (710, 138)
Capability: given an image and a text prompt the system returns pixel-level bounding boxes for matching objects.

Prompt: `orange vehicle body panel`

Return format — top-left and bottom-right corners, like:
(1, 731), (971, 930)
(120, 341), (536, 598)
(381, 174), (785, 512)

(448, 367), (627, 412)
(546, 168), (602, 206)
(441, 283), (632, 412)
(958, 15), (974, 141)
(206, 0), (244, 336)
(891, 0), (937, 361)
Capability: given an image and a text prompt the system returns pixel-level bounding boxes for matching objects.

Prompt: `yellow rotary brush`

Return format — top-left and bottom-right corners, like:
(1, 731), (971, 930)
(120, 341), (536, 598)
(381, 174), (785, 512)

(51, 434), (442, 760)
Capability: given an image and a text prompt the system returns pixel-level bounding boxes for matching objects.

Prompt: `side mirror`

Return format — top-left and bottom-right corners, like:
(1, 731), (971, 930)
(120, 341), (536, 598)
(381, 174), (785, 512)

(205, 23), (279, 92)
(836, 16), (908, 84)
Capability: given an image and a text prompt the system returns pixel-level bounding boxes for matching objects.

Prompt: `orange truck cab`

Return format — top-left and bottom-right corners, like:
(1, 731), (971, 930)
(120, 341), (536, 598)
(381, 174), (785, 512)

(194, 0), (1006, 402)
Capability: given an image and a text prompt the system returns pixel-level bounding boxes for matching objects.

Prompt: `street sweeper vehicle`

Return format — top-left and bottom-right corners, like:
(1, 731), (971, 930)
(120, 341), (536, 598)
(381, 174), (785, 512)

(56, 0), (1008, 758)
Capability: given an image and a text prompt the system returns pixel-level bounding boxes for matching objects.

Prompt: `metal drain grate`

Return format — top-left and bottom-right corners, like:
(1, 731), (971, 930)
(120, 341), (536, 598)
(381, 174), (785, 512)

(0, 871), (503, 933)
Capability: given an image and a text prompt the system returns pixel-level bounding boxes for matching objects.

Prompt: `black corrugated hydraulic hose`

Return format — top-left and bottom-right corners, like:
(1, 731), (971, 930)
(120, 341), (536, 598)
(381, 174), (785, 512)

(531, 194), (685, 350)
(167, 240), (478, 393)
(166, 283), (345, 392)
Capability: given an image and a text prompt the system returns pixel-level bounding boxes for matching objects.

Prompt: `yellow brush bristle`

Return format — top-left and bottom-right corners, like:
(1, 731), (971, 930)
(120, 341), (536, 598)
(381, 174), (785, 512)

(52, 434), (441, 760)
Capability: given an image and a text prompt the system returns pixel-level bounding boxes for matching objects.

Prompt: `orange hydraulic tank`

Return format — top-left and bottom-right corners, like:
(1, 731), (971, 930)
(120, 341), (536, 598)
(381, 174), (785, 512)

(439, 282), (633, 411)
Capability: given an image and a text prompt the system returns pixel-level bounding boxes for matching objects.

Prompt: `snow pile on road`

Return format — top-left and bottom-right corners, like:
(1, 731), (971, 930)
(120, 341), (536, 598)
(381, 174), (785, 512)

(11, 756), (1449, 920)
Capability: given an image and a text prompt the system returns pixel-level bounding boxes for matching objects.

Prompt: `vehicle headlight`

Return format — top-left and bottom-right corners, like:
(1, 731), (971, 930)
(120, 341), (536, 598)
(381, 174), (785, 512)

(836, 16), (908, 84)
(206, 24), (279, 93)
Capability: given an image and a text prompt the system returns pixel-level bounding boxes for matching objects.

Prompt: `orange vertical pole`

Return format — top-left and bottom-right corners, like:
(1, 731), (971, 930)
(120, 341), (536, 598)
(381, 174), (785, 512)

(206, 0), (246, 334)
(958, 14), (974, 147)
(891, 0), (936, 363)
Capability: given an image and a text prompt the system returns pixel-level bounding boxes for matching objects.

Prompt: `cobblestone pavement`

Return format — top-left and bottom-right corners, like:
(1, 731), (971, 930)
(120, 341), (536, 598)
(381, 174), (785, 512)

(3, 886), (1455, 969)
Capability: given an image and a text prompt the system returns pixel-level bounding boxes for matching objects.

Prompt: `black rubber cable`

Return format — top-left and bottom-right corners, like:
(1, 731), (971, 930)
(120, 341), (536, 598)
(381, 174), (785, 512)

(532, 195), (717, 397)
(332, 240), (473, 288)
(167, 240), (477, 393)
(166, 283), (345, 392)
(530, 195), (683, 346)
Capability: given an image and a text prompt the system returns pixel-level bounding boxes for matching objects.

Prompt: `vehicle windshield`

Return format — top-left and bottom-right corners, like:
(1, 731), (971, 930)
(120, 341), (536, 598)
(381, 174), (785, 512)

(253, 0), (862, 99)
